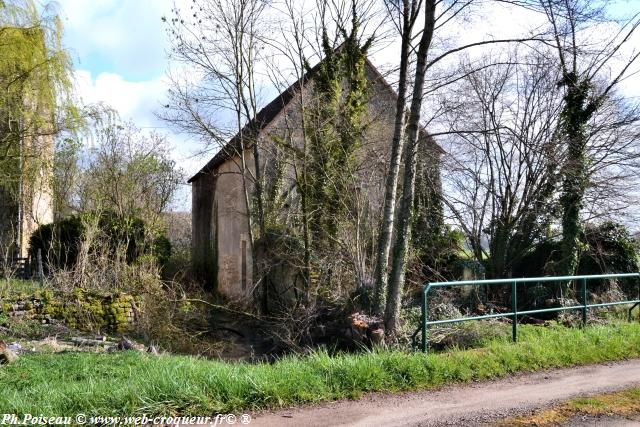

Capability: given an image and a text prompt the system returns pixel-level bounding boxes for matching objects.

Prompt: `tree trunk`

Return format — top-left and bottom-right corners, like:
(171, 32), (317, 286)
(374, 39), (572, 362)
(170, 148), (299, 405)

(384, 0), (436, 337)
(557, 80), (593, 295)
(372, 0), (412, 316)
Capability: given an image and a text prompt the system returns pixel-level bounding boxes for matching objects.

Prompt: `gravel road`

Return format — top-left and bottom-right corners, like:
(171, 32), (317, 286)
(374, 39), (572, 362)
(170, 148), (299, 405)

(250, 359), (640, 427)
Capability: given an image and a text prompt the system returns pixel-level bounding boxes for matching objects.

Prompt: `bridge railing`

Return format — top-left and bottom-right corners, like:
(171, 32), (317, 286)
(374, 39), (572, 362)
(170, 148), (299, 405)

(413, 273), (640, 352)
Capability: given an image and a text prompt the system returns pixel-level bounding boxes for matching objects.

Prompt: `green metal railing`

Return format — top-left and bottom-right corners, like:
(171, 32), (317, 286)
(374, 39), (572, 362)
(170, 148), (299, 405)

(412, 273), (640, 352)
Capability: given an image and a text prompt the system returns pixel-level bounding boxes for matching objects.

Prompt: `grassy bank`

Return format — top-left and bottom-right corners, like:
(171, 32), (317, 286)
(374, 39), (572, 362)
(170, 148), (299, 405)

(2, 322), (640, 416)
(502, 387), (640, 426)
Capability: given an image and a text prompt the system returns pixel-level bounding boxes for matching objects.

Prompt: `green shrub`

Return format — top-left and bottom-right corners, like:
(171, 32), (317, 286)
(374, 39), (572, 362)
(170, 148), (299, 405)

(414, 226), (466, 283)
(153, 235), (172, 268)
(581, 222), (640, 296)
(28, 211), (171, 273)
(28, 215), (84, 271)
(512, 221), (640, 302)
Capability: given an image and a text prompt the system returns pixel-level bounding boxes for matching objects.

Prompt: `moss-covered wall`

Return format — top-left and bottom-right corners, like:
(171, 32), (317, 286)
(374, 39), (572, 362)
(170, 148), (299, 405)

(0, 289), (141, 333)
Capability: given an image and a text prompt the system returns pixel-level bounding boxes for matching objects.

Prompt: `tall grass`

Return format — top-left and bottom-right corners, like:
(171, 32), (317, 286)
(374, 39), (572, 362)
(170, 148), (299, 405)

(1, 322), (640, 416)
(0, 279), (47, 298)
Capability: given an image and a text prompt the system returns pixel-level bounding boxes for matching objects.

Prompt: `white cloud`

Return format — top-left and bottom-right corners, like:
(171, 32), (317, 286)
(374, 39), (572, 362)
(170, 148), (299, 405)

(72, 68), (207, 161)
(73, 69), (167, 127)
(72, 68), (203, 210)
(58, 0), (174, 79)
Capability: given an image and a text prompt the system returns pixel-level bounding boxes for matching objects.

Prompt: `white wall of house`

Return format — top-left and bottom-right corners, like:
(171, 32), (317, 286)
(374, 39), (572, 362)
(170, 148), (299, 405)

(214, 153), (254, 299)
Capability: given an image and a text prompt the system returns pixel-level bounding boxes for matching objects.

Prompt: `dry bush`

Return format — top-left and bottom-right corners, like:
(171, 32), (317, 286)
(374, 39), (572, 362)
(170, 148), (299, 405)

(38, 217), (224, 355)
(134, 280), (231, 357)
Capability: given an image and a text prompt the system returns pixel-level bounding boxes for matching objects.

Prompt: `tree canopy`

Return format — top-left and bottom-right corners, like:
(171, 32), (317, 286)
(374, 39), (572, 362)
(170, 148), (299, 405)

(0, 0), (83, 204)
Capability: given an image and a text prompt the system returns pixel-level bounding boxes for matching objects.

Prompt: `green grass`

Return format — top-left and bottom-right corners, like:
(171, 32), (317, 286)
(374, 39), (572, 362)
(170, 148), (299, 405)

(2, 322), (640, 416)
(502, 387), (640, 425)
(0, 278), (47, 298)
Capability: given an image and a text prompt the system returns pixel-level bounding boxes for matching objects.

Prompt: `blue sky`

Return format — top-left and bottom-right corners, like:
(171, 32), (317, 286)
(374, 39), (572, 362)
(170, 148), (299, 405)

(58, 0), (174, 124)
(59, 0), (170, 82)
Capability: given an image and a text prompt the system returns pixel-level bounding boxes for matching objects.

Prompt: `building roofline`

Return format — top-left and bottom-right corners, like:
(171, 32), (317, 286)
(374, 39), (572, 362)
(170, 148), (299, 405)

(188, 56), (442, 183)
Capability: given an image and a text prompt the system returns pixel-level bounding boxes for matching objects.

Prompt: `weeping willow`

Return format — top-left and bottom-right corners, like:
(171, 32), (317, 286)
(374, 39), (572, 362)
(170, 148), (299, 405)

(0, 0), (81, 253)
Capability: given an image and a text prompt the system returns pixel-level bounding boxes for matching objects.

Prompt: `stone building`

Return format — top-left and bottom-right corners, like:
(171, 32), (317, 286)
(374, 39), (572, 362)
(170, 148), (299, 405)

(189, 56), (441, 302)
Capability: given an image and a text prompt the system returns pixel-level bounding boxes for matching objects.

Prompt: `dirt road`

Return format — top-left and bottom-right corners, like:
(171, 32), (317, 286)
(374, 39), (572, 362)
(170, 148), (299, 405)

(251, 359), (640, 426)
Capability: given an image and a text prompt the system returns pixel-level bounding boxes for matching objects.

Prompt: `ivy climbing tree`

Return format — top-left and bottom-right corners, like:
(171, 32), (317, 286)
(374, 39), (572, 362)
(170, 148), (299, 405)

(534, 0), (640, 293)
(304, 26), (372, 248)
(297, 9), (374, 296)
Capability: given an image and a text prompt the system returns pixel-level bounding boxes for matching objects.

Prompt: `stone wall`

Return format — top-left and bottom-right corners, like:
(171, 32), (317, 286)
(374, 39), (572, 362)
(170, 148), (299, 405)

(0, 289), (140, 333)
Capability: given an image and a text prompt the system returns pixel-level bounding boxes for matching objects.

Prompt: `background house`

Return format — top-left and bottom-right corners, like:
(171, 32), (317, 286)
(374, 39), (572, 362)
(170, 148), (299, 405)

(189, 56), (442, 303)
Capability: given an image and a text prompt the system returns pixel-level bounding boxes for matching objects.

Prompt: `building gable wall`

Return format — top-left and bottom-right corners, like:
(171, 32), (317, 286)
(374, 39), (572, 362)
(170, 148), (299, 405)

(191, 60), (441, 301)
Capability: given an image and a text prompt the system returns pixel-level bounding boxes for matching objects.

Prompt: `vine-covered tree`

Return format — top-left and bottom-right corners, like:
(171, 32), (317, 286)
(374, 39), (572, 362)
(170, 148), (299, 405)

(300, 13), (374, 295)
(532, 0), (640, 291)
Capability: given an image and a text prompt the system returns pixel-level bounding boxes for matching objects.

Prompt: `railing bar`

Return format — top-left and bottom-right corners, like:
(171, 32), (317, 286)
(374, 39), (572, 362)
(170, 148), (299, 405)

(425, 301), (640, 327)
(425, 273), (639, 288)
(517, 305), (586, 315)
(587, 300), (640, 309)
(427, 312), (517, 325)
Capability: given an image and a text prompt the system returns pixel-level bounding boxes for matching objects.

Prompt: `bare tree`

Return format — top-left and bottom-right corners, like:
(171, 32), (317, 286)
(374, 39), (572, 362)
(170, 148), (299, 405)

(381, 0), (543, 336)
(372, 0), (421, 316)
(531, 0), (640, 285)
(77, 122), (182, 231)
(438, 1), (640, 292)
(160, 0), (273, 309)
(384, 0), (437, 336)
(582, 93), (640, 223)
(160, 0), (269, 245)
(441, 52), (563, 279)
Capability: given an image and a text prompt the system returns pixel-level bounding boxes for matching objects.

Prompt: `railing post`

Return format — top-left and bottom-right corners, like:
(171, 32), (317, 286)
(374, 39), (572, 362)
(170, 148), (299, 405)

(629, 302), (639, 323)
(512, 281), (517, 343)
(422, 286), (428, 353)
(634, 277), (640, 322)
(581, 278), (587, 327)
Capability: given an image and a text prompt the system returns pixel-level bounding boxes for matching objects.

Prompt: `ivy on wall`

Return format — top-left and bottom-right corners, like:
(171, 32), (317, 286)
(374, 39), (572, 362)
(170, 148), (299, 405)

(303, 20), (373, 248)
